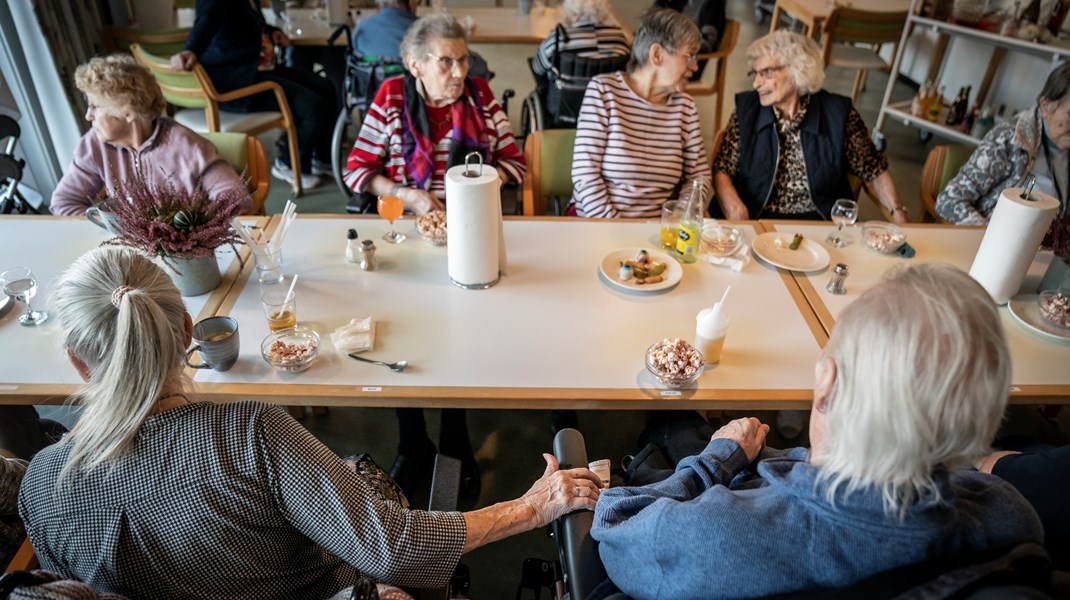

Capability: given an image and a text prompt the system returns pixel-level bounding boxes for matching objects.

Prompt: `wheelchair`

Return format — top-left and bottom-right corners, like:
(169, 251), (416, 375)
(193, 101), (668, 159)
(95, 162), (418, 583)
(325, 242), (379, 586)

(0, 115), (39, 215)
(518, 28), (629, 140)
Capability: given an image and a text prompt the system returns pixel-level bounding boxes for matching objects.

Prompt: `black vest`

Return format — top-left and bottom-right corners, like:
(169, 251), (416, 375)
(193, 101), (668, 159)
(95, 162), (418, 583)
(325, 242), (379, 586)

(730, 90), (854, 219)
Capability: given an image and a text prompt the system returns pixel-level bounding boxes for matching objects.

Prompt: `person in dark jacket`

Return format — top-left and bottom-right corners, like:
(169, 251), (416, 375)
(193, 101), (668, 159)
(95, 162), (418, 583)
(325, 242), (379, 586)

(711, 31), (907, 222)
(170, 0), (338, 189)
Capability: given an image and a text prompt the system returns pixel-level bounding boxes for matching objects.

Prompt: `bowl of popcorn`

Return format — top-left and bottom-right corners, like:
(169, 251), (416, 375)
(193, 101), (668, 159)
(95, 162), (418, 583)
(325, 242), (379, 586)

(645, 338), (705, 388)
(1039, 290), (1070, 329)
(261, 327), (320, 373)
(416, 210), (447, 245)
(860, 222), (907, 255)
(702, 223), (744, 258)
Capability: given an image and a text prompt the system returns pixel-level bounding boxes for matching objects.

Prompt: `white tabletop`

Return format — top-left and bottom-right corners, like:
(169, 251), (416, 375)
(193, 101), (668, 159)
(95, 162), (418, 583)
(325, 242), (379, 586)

(194, 217), (825, 410)
(767, 221), (1070, 401)
(0, 216), (261, 404)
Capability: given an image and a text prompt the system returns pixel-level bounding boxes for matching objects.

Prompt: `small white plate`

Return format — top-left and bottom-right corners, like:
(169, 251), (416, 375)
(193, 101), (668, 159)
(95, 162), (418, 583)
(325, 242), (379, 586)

(751, 232), (831, 272)
(599, 248), (683, 293)
(1008, 294), (1070, 345)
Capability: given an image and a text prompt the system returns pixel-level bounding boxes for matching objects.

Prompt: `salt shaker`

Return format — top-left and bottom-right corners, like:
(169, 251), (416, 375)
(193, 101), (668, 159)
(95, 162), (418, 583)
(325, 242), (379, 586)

(826, 263), (849, 295)
(359, 239), (378, 271)
(345, 229), (360, 263)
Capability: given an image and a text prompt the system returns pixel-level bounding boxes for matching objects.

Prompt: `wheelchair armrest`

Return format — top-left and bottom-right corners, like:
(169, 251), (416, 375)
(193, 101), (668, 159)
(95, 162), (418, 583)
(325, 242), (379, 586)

(552, 428), (607, 600)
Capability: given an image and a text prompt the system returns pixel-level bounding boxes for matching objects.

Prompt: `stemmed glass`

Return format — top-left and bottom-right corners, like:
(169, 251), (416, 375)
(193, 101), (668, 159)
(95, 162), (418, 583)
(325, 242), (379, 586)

(377, 194), (406, 244)
(826, 199), (858, 248)
(1, 267), (49, 326)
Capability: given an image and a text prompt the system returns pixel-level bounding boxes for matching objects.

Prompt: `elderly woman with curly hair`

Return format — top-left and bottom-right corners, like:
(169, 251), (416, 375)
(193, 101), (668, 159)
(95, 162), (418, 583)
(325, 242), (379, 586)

(570, 8), (710, 218)
(531, 0), (630, 78)
(712, 31), (907, 223)
(49, 54), (249, 217)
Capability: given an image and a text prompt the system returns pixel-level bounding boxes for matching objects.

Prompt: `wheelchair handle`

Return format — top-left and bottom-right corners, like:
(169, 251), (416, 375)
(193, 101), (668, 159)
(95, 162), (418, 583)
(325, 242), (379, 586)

(328, 24), (350, 47)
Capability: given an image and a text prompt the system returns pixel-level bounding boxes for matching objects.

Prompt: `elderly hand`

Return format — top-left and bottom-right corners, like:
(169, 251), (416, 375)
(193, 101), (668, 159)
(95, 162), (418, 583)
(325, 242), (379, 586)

(711, 417), (769, 463)
(519, 454), (602, 527)
(170, 50), (197, 71)
(400, 187), (445, 215)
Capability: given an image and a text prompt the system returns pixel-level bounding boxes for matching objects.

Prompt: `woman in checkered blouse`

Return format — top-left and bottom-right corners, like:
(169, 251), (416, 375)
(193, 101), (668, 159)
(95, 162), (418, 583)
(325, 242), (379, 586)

(17, 247), (601, 599)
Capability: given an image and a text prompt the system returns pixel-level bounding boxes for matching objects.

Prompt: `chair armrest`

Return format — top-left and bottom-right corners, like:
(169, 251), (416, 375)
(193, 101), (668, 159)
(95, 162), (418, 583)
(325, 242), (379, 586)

(4, 538), (37, 573)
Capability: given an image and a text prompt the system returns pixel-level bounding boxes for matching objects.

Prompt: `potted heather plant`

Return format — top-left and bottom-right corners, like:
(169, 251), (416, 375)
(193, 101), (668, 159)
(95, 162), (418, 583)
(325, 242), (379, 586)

(105, 175), (247, 296)
(1041, 211), (1070, 291)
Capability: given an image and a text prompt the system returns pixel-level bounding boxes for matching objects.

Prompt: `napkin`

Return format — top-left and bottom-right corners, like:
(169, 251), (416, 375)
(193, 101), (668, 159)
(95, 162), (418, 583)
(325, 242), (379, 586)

(331, 317), (376, 354)
(705, 245), (751, 272)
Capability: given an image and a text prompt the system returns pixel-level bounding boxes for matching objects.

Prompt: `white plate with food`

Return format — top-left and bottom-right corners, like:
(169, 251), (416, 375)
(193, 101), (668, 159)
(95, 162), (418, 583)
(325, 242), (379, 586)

(751, 232), (831, 272)
(599, 248), (683, 292)
(1008, 294), (1070, 344)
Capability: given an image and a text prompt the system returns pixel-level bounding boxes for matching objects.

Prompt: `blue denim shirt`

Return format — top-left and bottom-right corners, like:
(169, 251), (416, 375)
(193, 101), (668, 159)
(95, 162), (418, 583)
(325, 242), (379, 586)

(351, 7), (416, 58)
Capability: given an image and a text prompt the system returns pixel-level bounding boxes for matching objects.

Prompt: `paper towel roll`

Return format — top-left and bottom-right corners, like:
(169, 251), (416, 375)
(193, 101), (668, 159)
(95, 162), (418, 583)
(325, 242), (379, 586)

(445, 162), (503, 288)
(969, 187), (1059, 304)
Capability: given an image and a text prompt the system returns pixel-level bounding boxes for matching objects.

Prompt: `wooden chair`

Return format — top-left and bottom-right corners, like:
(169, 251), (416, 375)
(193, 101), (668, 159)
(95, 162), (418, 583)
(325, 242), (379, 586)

(919, 144), (973, 223)
(103, 25), (190, 55)
(130, 43), (304, 197)
(820, 8), (909, 103)
(198, 132), (270, 216)
(522, 129), (576, 216)
(4, 537), (38, 573)
(687, 19), (741, 133)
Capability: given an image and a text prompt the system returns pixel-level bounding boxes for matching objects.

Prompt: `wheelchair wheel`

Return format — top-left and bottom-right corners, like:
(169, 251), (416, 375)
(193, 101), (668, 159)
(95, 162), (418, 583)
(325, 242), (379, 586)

(331, 102), (363, 197)
(519, 93), (545, 144)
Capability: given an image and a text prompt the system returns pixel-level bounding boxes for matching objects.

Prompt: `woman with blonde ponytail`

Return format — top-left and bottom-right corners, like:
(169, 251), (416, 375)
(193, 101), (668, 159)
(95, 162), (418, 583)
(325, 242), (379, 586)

(19, 248), (601, 599)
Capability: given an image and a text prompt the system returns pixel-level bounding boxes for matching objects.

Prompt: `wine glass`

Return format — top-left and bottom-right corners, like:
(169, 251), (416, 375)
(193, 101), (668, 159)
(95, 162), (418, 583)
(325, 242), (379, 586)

(826, 199), (858, 248)
(377, 195), (406, 244)
(1, 267), (49, 326)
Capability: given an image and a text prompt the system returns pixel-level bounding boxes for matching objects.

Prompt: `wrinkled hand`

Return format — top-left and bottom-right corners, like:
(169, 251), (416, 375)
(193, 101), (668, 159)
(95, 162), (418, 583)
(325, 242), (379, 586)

(170, 50), (197, 71)
(519, 454), (602, 527)
(400, 187), (444, 215)
(711, 417), (769, 463)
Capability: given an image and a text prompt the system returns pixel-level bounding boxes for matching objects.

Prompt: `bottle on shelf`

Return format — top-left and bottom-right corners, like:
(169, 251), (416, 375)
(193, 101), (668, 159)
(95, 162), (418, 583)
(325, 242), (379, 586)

(911, 82), (928, 117)
(1022, 0), (1042, 24)
(946, 86), (966, 126)
(675, 179), (705, 264)
(1049, 0), (1070, 37)
(927, 85), (946, 122)
(961, 105), (977, 134)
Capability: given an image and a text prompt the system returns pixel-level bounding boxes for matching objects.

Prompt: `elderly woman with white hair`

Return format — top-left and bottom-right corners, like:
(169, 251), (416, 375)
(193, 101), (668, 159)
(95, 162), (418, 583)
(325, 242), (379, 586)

(591, 263), (1043, 599)
(712, 31), (907, 223)
(530, 0), (630, 78)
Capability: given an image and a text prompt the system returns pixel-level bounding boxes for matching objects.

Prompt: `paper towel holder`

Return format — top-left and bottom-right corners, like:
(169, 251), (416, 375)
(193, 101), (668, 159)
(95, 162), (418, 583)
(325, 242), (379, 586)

(462, 151), (484, 178)
(1020, 175), (1037, 201)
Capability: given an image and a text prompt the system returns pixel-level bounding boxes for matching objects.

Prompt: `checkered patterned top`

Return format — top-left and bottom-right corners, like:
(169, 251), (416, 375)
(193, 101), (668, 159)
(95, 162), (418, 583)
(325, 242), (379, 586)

(19, 402), (466, 599)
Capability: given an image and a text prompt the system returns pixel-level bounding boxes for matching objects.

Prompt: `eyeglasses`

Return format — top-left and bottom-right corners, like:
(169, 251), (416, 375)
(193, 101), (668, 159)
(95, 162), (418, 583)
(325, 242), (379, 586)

(426, 53), (470, 72)
(675, 50), (699, 65)
(747, 65), (786, 80)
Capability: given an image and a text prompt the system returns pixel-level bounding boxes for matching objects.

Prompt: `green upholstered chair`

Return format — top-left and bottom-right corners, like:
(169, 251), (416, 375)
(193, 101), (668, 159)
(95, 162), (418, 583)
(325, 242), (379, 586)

(198, 132), (270, 216)
(522, 129), (576, 216)
(920, 144), (973, 223)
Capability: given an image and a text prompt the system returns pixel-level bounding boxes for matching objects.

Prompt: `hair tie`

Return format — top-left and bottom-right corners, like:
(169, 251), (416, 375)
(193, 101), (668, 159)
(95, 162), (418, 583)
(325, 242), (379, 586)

(110, 286), (131, 308)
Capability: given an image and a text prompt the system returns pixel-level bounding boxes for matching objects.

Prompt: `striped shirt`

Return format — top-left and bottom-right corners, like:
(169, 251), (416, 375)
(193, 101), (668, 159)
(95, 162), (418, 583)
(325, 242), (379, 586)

(571, 72), (710, 218)
(344, 77), (525, 198)
(531, 21), (631, 77)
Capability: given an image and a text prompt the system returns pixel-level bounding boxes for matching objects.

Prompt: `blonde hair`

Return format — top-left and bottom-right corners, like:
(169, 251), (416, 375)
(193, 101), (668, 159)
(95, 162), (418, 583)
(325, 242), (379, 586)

(53, 247), (191, 483)
(74, 54), (166, 121)
(562, 0), (612, 27)
(813, 263), (1010, 519)
(747, 30), (825, 95)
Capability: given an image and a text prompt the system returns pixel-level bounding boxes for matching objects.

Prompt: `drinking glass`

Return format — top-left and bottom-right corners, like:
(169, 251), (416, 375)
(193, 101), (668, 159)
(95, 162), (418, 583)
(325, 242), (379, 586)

(260, 286), (298, 332)
(1, 267), (49, 326)
(826, 199), (858, 248)
(377, 195), (406, 244)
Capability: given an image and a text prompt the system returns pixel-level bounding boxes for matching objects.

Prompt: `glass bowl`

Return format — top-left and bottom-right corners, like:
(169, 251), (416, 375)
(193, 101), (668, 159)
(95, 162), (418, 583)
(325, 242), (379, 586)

(416, 210), (447, 246)
(419, 230), (447, 246)
(702, 223), (744, 258)
(860, 222), (907, 255)
(1039, 290), (1070, 329)
(261, 327), (320, 373)
(645, 339), (704, 388)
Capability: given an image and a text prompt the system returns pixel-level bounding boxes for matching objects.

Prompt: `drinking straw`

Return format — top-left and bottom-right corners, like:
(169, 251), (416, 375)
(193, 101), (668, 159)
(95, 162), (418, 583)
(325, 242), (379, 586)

(285, 273), (299, 301)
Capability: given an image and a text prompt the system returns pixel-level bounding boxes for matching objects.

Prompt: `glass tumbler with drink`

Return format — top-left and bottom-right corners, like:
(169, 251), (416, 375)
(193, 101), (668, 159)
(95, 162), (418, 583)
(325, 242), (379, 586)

(377, 195), (406, 244)
(1, 266), (49, 326)
(660, 200), (685, 250)
(826, 199), (858, 248)
(260, 286), (297, 332)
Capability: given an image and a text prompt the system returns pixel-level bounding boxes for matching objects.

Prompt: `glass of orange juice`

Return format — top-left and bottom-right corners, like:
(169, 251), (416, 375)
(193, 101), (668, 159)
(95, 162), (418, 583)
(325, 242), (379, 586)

(377, 194), (406, 243)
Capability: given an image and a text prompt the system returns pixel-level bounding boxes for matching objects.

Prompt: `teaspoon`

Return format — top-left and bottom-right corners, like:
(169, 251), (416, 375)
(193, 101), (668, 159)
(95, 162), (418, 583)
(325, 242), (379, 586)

(348, 353), (408, 372)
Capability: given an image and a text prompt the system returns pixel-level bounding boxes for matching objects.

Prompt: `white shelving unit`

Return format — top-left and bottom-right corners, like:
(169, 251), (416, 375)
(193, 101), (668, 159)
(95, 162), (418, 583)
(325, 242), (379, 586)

(874, 0), (1070, 147)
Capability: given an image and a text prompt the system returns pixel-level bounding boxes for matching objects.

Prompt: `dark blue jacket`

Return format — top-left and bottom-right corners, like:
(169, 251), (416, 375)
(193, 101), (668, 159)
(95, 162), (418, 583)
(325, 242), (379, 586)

(184, 0), (275, 106)
(732, 89), (854, 219)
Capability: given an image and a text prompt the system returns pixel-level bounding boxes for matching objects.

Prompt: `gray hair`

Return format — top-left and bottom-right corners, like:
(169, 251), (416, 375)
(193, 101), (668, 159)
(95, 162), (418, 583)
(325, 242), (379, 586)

(400, 12), (468, 65)
(746, 30), (825, 95)
(562, 0), (613, 27)
(813, 263), (1010, 519)
(628, 8), (701, 72)
(53, 247), (191, 484)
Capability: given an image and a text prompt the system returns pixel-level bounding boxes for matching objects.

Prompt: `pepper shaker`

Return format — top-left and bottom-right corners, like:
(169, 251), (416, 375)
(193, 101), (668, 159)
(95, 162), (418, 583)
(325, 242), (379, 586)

(345, 229), (360, 263)
(359, 239), (378, 271)
(826, 263), (849, 295)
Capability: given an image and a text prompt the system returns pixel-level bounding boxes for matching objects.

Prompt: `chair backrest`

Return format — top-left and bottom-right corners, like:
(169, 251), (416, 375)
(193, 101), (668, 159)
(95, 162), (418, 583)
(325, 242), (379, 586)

(130, 43), (214, 111)
(919, 144), (972, 223)
(522, 128), (577, 216)
(104, 25), (190, 55)
(197, 132), (269, 216)
(345, 53), (406, 113)
(821, 8), (908, 64)
(545, 52), (630, 127)
(689, 19), (740, 132)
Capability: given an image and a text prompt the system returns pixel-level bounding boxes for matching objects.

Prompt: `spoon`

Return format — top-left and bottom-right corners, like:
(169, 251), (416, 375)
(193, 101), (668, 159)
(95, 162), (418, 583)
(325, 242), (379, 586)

(348, 353), (409, 372)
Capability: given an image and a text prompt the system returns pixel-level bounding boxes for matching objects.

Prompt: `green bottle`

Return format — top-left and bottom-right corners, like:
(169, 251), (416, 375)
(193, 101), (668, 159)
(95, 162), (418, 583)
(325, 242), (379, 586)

(675, 179), (704, 263)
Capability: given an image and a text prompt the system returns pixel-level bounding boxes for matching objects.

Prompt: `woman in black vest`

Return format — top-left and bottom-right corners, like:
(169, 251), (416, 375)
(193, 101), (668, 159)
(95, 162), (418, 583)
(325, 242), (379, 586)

(711, 31), (908, 223)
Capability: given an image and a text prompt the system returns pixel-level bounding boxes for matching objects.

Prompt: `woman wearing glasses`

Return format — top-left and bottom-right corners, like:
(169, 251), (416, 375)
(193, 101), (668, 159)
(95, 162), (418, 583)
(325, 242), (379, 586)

(344, 12), (525, 215)
(712, 31), (908, 223)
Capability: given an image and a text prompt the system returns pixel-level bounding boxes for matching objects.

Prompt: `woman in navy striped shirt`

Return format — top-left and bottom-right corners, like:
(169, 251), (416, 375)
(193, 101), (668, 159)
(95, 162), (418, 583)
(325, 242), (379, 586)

(570, 9), (711, 218)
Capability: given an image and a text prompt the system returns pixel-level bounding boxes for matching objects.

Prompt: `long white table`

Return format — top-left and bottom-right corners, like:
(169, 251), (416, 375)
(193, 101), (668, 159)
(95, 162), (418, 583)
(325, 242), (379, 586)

(0, 216), (265, 405)
(193, 216), (826, 410)
(766, 221), (1070, 403)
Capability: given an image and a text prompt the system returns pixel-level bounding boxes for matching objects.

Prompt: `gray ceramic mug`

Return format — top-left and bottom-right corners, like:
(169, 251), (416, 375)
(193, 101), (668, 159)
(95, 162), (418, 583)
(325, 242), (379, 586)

(185, 316), (240, 371)
(85, 199), (121, 235)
